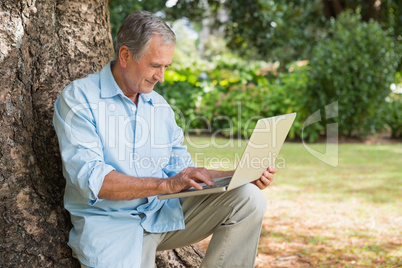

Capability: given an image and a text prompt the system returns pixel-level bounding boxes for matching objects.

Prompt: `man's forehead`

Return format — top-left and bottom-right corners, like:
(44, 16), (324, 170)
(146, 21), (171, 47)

(144, 39), (175, 64)
(148, 35), (175, 49)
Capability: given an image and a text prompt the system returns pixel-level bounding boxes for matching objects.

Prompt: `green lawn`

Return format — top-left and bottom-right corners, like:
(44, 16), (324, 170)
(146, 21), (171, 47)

(184, 136), (402, 267)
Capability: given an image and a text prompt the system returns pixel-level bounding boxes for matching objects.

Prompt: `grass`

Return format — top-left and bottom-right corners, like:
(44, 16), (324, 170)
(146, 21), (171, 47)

(184, 136), (402, 267)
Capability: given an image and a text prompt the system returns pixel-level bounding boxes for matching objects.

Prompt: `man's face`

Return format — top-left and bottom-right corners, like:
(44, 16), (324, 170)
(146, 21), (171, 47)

(121, 35), (175, 96)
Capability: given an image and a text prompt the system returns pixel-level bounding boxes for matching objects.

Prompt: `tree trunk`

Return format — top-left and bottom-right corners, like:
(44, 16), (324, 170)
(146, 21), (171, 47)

(322, 0), (382, 22)
(0, 1), (204, 267)
(156, 245), (205, 268)
(322, 0), (346, 19)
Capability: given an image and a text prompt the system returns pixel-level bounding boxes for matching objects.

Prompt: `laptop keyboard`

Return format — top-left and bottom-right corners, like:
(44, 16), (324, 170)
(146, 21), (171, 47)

(202, 177), (232, 190)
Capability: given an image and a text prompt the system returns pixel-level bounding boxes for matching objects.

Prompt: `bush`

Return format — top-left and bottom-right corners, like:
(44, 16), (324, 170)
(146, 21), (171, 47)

(307, 10), (399, 137)
(385, 72), (402, 138)
(154, 69), (202, 129)
(155, 53), (322, 141)
(198, 63), (321, 140)
(279, 63), (324, 142)
(155, 54), (277, 134)
(385, 92), (402, 138)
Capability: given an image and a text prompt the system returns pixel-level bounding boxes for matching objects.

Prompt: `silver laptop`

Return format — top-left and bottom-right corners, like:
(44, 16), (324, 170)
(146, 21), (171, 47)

(157, 113), (296, 200)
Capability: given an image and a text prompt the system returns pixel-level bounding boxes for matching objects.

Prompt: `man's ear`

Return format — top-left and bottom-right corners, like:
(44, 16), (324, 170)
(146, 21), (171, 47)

(118, 46), (131, 68)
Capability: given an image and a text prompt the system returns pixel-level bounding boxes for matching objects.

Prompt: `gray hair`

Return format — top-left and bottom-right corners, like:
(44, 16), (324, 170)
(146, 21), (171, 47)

(116, 10), (176, 62)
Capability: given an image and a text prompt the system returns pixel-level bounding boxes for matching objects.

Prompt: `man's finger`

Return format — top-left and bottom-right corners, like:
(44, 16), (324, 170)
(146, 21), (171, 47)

(188, 179), (204, 190)
(268, 166), (277, 174)
(189, 168), (214, 186)
(255, 179), (266, 190)
(260, 176), (271, 186)
(262, 171), (274, 182)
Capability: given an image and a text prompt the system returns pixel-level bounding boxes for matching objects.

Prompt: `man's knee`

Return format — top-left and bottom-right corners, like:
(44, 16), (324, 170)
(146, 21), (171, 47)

(220, 183), (267, 224)
(236, 183), (267, 213)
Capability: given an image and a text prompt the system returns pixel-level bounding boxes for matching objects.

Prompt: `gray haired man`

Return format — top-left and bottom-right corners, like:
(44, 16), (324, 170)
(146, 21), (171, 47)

(53, 10), (276, 268)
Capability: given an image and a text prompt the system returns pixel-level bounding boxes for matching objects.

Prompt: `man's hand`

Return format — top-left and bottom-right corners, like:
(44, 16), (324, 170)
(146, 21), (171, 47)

(252, 167), (277, 190)
(163, 167), (215, 194)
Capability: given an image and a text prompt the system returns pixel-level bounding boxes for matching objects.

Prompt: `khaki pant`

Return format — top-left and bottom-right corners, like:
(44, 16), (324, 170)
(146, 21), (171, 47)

(78, 183), (267, 268)
(142, 184), (267, 268)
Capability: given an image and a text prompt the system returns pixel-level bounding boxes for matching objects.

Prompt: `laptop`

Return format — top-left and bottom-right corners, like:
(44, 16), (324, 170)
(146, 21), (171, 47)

(157, 113), (296, 200)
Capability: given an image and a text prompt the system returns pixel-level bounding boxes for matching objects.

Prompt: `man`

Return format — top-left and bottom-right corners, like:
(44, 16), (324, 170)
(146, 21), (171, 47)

(53, 10), (276, 268)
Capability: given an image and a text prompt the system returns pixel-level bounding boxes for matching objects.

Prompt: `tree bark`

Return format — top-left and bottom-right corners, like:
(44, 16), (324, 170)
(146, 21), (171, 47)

(156, 245), (205, 268)
(0, 0), (113, 266)
(0, 1), (204, 267)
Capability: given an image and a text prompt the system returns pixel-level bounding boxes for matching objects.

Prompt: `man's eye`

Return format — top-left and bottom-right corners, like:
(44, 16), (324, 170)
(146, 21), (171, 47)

(151, 65), (169, 69)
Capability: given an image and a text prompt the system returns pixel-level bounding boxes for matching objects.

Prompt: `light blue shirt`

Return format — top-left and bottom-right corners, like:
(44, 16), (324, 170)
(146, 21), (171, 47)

(53, 62), (194, 268)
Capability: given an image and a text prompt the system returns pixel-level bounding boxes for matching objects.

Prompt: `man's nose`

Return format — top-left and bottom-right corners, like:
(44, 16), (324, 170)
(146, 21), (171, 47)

(154, 68), (165, 83)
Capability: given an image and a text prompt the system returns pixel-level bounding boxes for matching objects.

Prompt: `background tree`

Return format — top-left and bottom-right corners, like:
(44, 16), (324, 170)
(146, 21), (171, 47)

(110, 0), (401, 68)
(221, 0), (324, 68)
(0, 0), (204, 266)
(221, 0), (401, 68)
(321, 0), (401, 68)
(107, 0), (401, 142)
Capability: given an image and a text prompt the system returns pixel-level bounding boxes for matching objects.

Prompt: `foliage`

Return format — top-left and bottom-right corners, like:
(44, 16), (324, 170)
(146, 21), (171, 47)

(385, 72), (402, 138)
(307, 10), (399, 137)
(222, 0), (401, 67)
(385, 92), (402, 138)
(222, 0), (324, 67)
(108, 0), (401, 67)
(384, 1), (402, 73)
(155, 53), (322, 141)
(197, 61), (316, 140)
(108, 2), (401, 140)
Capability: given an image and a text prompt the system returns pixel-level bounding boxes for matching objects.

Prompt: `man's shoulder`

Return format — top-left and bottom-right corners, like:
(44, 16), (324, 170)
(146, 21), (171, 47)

(61, 73), (101, 100)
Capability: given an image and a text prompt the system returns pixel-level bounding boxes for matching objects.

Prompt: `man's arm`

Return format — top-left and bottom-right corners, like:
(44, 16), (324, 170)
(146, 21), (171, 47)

(98, 167), (215, 200)
(98, 171), (165, 200)
(98, 166), (277, 200)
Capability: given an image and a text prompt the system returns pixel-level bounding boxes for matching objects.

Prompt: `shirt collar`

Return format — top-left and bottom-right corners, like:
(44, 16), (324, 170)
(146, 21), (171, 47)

(100, 61), (121, 98)
(100, 61), (154, 106)
(140, 93), (154, 106)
